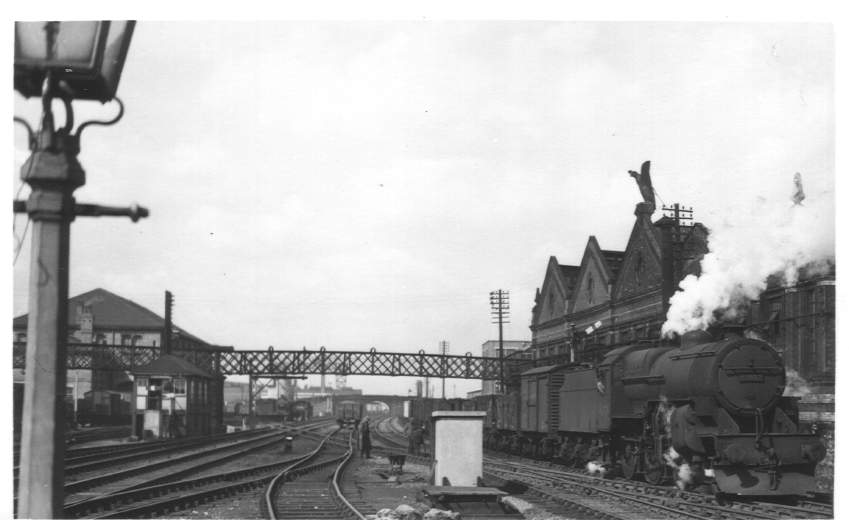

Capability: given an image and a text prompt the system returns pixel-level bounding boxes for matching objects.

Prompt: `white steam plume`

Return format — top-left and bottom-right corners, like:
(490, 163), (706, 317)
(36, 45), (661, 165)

(586, 461), (607, 477)
(662, 183), (834, 338)
(663, 447), (693, 490)
(783, 368), (812, 397)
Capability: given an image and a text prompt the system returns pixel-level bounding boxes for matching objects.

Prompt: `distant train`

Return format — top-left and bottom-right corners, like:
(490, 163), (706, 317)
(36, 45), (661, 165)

(412, 328), (826, 497)
(337, 400), (364, 426)
(224, 397), (313, 421)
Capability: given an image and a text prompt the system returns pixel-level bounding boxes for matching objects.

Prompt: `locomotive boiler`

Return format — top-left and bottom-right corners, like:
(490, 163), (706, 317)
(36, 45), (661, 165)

(486, 328), (825, 496)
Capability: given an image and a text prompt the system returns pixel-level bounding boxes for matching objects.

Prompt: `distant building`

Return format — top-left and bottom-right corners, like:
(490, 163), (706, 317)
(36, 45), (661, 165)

(223, 381), (251, 414)
(13, 288), (229, 393)
(295, 385), (362, 399)
(746, 267), (836, 393)
(480, 340), (531, 394)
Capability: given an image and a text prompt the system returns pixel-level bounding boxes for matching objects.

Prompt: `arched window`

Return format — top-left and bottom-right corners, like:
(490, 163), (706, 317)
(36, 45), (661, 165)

(587, 274), (595, 304)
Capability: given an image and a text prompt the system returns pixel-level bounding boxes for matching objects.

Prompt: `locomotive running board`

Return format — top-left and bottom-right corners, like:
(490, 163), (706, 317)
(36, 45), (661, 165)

(713, 465), (817, 496)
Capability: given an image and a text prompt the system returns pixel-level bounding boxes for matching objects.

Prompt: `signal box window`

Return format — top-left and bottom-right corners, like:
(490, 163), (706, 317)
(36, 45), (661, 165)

(136, 377), (148, 410)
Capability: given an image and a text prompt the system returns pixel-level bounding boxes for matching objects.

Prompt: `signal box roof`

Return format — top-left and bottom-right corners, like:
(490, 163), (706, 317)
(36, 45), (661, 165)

(133, 354), (212, 378)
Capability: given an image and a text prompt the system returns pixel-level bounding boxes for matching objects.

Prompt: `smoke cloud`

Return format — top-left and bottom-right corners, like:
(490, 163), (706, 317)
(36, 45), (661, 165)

(662, 183), (834, 337)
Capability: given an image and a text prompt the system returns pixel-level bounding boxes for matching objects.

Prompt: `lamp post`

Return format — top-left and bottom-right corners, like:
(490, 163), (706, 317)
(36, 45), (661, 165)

(14, 21), (142, 518)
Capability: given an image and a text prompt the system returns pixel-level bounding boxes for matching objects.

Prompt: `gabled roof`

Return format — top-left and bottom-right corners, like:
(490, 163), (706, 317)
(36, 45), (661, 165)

(13, 288), (209, 346)
(559, 265), (581, 294)
(612, 210), (666, 300)
(600, 250), (626, 283)
(568, 236), (623, 314)
(533, 257), (581, 327)
(132, 354), (212, 378)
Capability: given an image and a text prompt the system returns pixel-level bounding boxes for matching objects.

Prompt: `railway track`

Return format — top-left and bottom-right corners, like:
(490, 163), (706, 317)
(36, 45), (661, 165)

(263, 427), (366, 519)
(371, 416), (430, 457)
(13, 425), (131, 465)
(15, 429), (295, 515)
(65, 426), (269, 466)
(374, 417), (830, 520)
(63, 420), (339, 518)
(488, 452), (834, 516)
(484, 456), (833, 520)
(63, 429), (290, 498)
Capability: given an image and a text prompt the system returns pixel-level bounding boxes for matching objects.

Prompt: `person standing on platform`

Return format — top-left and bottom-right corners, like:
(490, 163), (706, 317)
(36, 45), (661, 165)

(411, 426), (424, 456)
(360, 417), (372, 458)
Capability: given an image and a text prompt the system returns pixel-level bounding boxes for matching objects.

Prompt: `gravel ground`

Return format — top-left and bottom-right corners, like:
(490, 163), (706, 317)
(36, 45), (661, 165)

(502, 496), (575, 520)
(161, 488), (265, 519)
(160, 428), (334, 519)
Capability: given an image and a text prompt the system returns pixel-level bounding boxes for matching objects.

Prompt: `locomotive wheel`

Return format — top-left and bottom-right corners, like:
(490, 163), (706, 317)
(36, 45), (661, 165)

(560, 438), (576, 466)
(573, 442), (589, 468)
(643, 451), (666, 485)
(620, 450), (638, 480)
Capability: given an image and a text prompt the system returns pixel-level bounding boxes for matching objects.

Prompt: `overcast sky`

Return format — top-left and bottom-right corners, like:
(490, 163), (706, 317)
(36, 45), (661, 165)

(10, 19), (836, 396)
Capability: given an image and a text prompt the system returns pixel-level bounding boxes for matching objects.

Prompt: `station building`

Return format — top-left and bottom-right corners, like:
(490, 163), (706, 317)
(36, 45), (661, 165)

(13, 288), (231, 428)
(526, 197), (835, 423)
(529, 201), (708, 365)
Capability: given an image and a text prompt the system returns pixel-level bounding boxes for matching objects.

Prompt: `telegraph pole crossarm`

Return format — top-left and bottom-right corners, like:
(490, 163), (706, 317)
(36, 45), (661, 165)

(490, 289), (510, 393)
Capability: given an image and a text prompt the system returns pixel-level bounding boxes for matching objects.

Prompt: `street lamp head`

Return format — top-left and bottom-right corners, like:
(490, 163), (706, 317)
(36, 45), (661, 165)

(15, 21), (135, 103)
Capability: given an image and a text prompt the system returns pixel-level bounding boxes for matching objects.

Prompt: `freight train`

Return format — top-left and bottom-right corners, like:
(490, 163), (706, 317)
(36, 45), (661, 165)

(415, 328), (826, 496)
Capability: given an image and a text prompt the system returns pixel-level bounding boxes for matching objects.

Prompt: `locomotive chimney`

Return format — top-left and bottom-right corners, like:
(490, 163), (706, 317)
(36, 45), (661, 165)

(721, 324), (747, 339)
(680, 330), (713, 349)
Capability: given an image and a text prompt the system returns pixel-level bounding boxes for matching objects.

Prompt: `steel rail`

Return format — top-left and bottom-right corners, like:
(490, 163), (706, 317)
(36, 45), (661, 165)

(64, 433), (287, 512)
(263, 428), (342, 519)
(71, 423), (340, 519)
(63, 427), (270, 465)
(64, 451), (305, 517)
(485, 455), (833, 519)
(63, 429), (288, 493)
(486, 465), (712, 520)
(330, 428), (368, 520)
(64, 428), (275, 474)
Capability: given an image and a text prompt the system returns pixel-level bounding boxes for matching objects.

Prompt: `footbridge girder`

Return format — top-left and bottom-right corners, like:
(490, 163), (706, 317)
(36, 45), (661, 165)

(12, 343), (516, 380)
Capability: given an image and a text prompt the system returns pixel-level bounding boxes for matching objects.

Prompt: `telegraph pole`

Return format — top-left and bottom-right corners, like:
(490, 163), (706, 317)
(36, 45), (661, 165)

(439, 340), (449, 399)
(163, 290), (174, 354)
(489, 290), (510, 393)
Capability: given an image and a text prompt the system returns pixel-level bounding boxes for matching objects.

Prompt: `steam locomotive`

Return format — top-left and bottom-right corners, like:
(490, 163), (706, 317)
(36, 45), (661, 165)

(475, 328), (825, 496)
